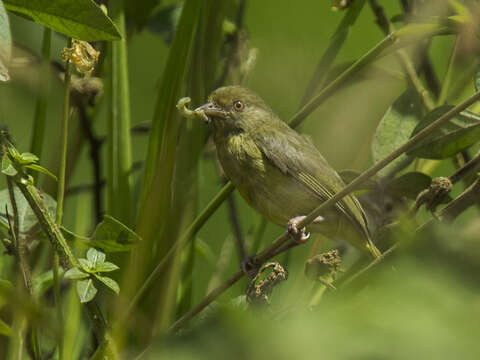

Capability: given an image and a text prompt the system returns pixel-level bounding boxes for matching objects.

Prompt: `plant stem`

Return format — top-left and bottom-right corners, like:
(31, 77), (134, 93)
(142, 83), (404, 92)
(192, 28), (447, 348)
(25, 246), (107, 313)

(6, 178), (40, 359)
(289, 32), (396, 128)
(107, 0), (133, 224)
(168, 90), (480, 331)
(300, 0), (366, 105)
(57, 37), (72, 225)
(55, 37), (73, 358)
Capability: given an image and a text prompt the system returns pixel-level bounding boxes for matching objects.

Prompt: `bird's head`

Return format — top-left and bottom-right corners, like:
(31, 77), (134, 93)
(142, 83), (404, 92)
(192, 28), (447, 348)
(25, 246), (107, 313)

(195, 86), (273, 133)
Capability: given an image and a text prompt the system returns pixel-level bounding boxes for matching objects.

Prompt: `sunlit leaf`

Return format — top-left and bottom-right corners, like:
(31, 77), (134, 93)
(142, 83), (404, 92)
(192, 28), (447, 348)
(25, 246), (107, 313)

(95, 262), (119, 273)
(408, 105), (480, 159)
(79, 258), (93, 272)
(372, 88), (423, 175)
(76, 279), (97, 303)
(4, 0), (121, 41)
(64, 267), (89, 280)
(94, 274), (119, 294)
(0, 0), (11, 82)
(86, 247), (105, 267)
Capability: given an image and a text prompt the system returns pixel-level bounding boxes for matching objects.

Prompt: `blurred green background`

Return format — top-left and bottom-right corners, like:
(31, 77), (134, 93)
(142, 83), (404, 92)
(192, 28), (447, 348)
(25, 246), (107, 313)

(2, 0), (480, 358)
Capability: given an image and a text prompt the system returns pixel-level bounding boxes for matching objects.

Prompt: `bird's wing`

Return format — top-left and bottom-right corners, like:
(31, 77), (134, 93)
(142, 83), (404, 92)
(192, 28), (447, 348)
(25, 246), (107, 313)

(252, 120), (370, 238)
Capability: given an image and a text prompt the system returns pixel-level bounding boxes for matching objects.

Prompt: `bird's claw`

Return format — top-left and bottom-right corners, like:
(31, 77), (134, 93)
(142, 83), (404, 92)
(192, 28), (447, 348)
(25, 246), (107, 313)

(287, 216), (310, 243)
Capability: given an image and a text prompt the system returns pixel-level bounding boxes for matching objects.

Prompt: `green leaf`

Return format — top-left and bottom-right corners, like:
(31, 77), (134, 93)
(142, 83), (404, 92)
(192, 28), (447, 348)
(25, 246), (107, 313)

(64, 267), (89, 280)
(76, 279), (97, 303)
(386, 172), (432, 200)
(1, 155), (17, 176)
(90, 215), (141, 252)
(79, 258), (93, 272)
(15, 152), (38, 164)
(95, 262), (119, 273)
(0, 187), (56, 234)
(408, 105), (480, 159)
(24, 164), (58, 181)
(4, 0), (121, 41)
(0, 0), (11, 81)
(86, 247), (105, 267)
(94, 274), (119, 294)
(372, 88), (423, 175)
(0, 318), (11, 337)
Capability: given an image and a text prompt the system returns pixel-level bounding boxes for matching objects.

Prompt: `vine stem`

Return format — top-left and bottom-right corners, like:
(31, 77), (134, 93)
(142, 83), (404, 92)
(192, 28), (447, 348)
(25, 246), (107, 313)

(54, 36), (73, 359)
(168, 90), (480, 332)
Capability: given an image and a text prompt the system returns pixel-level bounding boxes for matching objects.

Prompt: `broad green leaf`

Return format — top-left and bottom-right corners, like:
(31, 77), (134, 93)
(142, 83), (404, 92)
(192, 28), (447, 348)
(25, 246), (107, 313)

(33, 268), (64, 296)
(0, 0), (11, 81)
(372, 88), (423, 175)
(0, 318), (11, 337)
(386, 172), (432, 200)
(408, 105), (480, 159)
(76, 279), (97, 303)
(64, 267), (89, 280)
(1, 154), (17, 176)
(94, 274), (119, 294)
(79, 258), (93, 272)
(90, 215), (141, 252)
(0, 186), (56, 234)
(86, 247), (105, 267)
(4, 0), (121, 41)
(95, 262), (119, 273)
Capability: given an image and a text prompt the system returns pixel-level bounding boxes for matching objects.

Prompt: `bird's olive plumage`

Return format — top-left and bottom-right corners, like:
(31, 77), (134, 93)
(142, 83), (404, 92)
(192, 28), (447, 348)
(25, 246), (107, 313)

(198, 86), (380, 258)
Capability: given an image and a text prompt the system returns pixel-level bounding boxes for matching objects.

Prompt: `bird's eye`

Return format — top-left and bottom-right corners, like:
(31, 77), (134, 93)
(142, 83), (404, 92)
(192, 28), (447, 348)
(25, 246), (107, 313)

(233, 100), (245, 112)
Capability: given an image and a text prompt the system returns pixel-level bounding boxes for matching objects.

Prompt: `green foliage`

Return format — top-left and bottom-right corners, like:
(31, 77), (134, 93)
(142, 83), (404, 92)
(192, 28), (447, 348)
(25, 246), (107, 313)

(0, 186), (56, 234)
(63, 215), (141, 252)
(3, 0), (480, 358)
(408, 105), (480, 159)
(4, 0), (121, 41)
(372, 87), (423, 176)
(65, 248), (120, 302)
(0, 0), (11, 82)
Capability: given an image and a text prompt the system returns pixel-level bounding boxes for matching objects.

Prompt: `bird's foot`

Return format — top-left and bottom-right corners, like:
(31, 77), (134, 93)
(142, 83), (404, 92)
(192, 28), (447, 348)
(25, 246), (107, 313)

(287, 215), (324, 243)
(241, 254), (261, 278)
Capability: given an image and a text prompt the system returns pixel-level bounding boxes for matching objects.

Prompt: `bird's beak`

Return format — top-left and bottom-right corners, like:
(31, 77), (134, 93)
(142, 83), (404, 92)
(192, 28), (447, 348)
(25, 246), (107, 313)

(195, 102), (226, 122)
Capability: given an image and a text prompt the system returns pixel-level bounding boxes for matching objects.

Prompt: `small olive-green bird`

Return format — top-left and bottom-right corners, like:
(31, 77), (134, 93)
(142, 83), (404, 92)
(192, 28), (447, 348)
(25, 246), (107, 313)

(196, 86), (381, 259)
